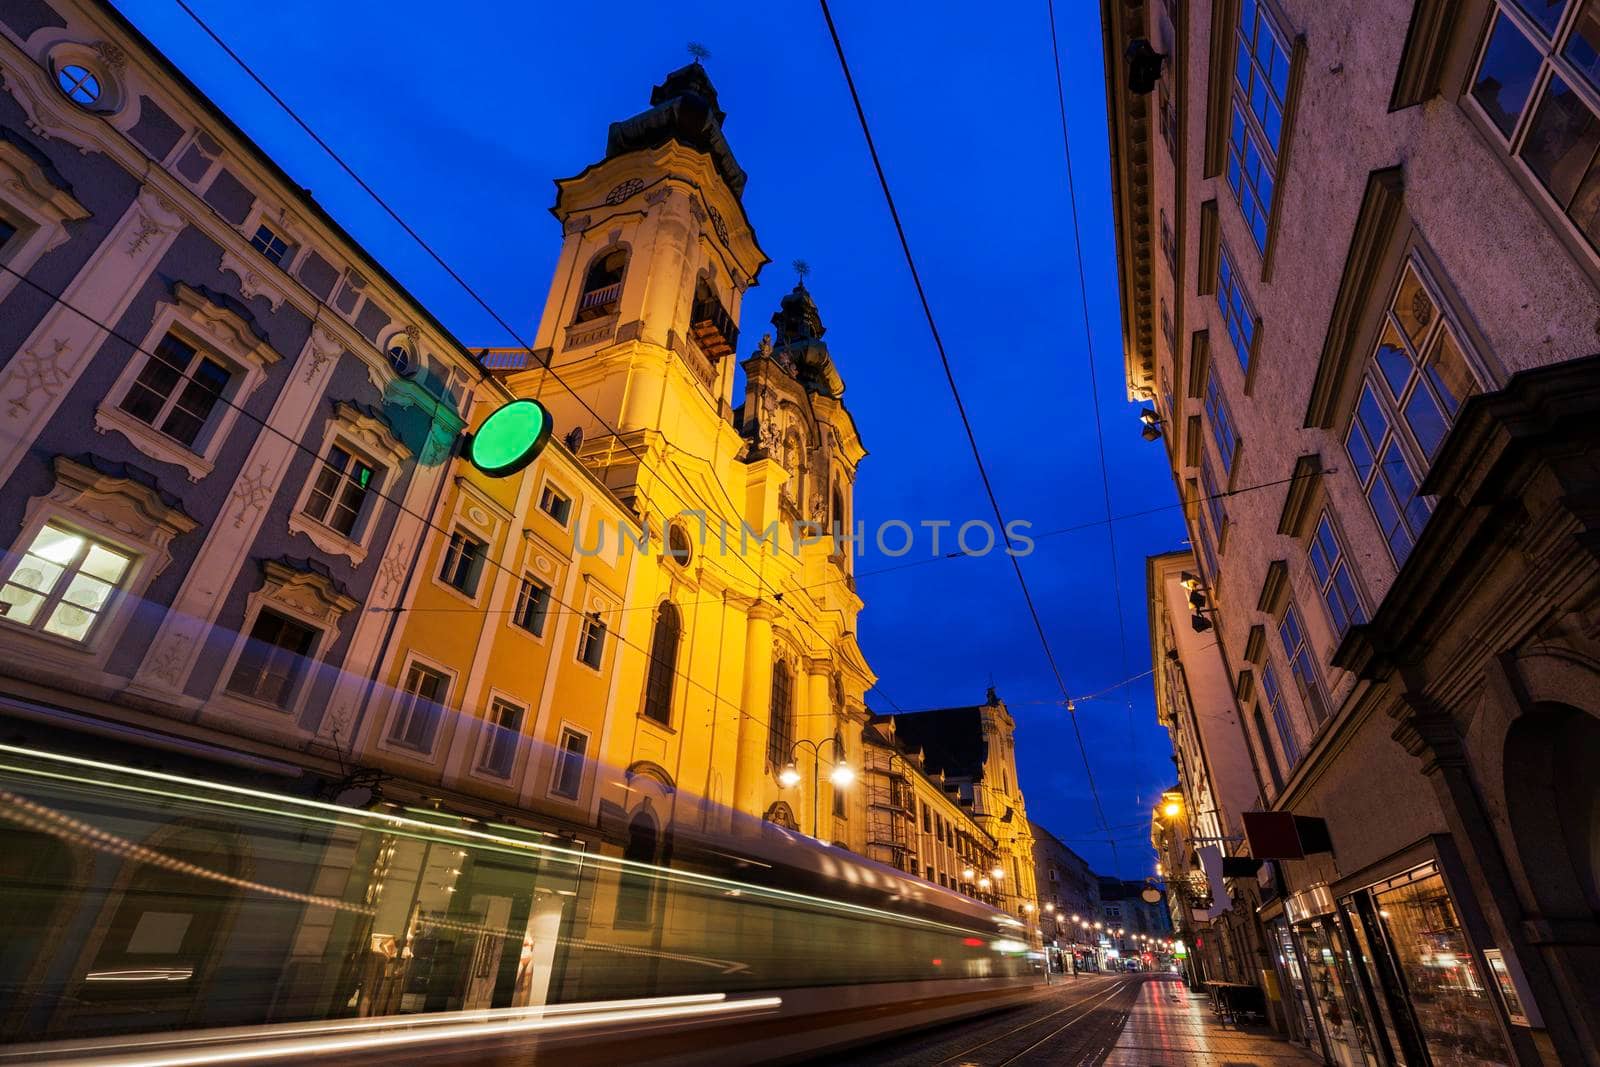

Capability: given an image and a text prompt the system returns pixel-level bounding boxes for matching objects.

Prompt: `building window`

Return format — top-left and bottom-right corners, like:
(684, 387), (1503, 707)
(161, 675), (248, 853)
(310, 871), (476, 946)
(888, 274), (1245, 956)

(224, 608), (319, 709)
(538, 484), (573, 526)
(1260, 664), (1302, 768)
(576, 248), (627, 322)
(1308, 511), (1365, 637)
(0, 216), (18, 250)
(1217, 246), (1258, 372)
(614, 812), (657, 925)
(1160, 210), (1177, 275)
(388, 662), (450, 752)
(1470, 2), (1600, 256)
(1344, 262), (1477, 564)
(512, 574), (551, 636)
(1204, 366), (1239, 473)
(641, 602), (681, 725)
(0, 523), (132, 643)
(250, 223), (293, 266)
(768, 661), (795, 769)
(550, 725), (589, 799)
(1228, 0), (1291, 251)
(1200, 455), (1227, 546)
(922, 802), (932, 834)
(439, 529), (487, 597)
(55, 63), (101, 106)
(1159, 78), (1176, 156)
(303, 445), (378, 538)
(1279, 602), (1330, 725)
(477, 697), (524, 779)
(117, 333), (232, 450)
(577, 612), (607, 669)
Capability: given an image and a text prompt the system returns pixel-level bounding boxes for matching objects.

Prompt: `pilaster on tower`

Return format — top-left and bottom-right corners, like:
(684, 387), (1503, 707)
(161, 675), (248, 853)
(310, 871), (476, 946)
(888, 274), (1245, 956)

(511, 61), (769, 452)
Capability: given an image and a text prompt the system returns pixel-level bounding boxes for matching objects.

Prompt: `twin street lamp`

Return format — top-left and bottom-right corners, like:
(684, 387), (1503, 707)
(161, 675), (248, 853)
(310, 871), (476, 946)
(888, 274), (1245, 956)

(778, 737), (853, 838)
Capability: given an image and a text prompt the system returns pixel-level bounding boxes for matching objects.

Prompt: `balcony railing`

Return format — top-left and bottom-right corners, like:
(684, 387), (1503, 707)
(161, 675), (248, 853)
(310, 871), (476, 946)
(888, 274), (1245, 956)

(578, 282), (622, 312)
(690, 291), (738, 360)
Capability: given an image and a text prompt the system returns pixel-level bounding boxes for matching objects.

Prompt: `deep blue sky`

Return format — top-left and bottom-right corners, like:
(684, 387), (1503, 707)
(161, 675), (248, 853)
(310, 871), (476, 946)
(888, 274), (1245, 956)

(117, 0), (1182, 876)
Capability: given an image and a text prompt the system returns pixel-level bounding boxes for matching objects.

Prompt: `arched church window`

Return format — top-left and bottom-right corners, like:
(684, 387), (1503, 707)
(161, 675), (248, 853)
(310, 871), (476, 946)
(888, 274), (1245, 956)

(576, 248), (627, 322)
(831, 484), (846, 528)
(614, 811), (658, 925)
(768, 661), (795, 770)
(641, 602), (680, 725)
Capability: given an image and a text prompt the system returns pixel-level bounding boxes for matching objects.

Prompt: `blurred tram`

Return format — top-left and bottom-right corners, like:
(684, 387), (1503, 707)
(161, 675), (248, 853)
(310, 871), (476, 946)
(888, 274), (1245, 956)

(0, 744), (1044, 1064)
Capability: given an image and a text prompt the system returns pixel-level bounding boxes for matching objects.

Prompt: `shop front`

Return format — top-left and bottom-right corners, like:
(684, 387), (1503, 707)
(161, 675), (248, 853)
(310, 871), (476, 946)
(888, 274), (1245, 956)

(1279, 861), (1515, 1066)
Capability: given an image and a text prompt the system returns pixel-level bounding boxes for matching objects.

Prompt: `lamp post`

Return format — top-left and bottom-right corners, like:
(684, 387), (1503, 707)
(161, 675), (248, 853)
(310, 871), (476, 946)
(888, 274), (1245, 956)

(778, 736), (853, 838)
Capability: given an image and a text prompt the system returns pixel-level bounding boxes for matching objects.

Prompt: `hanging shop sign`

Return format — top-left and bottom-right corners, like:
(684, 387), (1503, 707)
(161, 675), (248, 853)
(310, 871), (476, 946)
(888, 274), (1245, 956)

(466, 399), (553, 477)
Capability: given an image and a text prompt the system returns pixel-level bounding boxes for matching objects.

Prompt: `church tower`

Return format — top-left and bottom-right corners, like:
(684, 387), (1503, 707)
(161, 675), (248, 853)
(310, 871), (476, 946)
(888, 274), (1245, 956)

(507, 62), (769, 510)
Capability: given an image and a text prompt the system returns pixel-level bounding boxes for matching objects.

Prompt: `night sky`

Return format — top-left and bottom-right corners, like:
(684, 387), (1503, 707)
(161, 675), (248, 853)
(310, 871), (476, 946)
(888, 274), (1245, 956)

(116, 0), (1182, 877)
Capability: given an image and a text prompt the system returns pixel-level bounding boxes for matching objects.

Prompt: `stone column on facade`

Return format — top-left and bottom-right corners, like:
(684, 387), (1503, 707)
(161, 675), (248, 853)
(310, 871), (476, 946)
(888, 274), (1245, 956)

(639, 186), (691, 352)
(807, 657), (833, 838)
(0, 185), (186, 486)
(732, 600), (778, 817)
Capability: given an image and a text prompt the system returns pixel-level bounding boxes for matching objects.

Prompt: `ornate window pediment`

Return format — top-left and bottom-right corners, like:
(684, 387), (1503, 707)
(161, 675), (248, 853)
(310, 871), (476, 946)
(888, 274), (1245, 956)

(256, 556), (358, 626)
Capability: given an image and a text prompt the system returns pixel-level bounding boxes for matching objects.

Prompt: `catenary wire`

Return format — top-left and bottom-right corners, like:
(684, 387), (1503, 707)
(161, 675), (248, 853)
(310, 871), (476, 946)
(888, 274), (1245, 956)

(1047, 0), (1142, 791)
(819, 0), (1122, 873)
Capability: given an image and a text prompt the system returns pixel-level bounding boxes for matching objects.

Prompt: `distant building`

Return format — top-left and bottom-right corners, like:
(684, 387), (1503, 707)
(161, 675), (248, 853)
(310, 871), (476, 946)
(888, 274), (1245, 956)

(1028, 819), (1099, 967)
(869, 689), (1039, 919)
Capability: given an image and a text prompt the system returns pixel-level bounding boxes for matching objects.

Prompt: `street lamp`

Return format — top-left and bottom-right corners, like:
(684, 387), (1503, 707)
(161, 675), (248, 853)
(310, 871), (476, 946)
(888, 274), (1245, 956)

(991, 866), (1005, 881)
(962, 866), (975, 881)
(783, 737), (853, 837)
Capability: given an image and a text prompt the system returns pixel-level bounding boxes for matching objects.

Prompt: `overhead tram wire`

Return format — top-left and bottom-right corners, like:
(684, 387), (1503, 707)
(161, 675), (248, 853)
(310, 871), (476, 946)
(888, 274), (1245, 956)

(1046, 0), (1142, 780)
(817, 0), (1121, 875)
(169, 0), (910, 713)
(0, 264), (855, 764)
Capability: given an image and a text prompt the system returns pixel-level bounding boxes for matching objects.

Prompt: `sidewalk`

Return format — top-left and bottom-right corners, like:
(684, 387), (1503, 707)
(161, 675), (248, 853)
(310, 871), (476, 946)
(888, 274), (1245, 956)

(1101, 975), (1320, 1066)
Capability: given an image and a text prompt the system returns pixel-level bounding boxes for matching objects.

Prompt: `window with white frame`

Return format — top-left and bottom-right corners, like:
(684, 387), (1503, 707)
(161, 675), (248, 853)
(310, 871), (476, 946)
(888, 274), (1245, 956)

(1259, 662), (1302, 766)
(1469, 1), (1600, 258)
(438, 529), (487, 597)
(477, 696), (525, 779)
(550, 725), (589, 799)
(0, 523), (133, 643)
(1228, 0), (1292, 251)
(1217, 246), (1258, 372)
(512, 574), (552, 636)
(250, 223), (293, 267)
(539, 484), (573, 526)
(117, 333), (233, 450)
(0, 213), (17, 250)
(303, 445), (379, 538)
(1279, 601), (1329, 726)
(1344, 261), (1479, 565)
(1308, 511), (1365, 637)
(1204, 365), (1239, 474)
(577, 613), (606, 669)
(388, 661), (450, 752)
(224, 608), (320, 710)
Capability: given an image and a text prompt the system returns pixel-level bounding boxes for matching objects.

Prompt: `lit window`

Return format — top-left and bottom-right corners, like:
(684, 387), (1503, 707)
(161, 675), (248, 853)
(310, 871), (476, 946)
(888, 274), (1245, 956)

(551, 726), (589, 799)
(438, 529), (487, 597)
(388, 662), (449, 751)
(477, 697), (525, 779)
(1308, 512), (1365, 637)
(250, 224), (292, 266)
(1204, 366), (1239, 473)
(512, 574), (551, 636)
(55, 64), (101, 106)
(0, 523), (131, 643)
(1259, 663), (1302, 766)
(577, 612), (606, 669)
(303, 445), (378, 538)
(117, 333), (233, 449)
(1278, 602), (1329, 726)
(1470, 2), (1600, 255)
(1228, 0), (1291, 251)
(225, 609), (320, 709)
(539, 484), (572, 526)
(1344, 262), (1477, 564)
(1216, 247), (1258, 372)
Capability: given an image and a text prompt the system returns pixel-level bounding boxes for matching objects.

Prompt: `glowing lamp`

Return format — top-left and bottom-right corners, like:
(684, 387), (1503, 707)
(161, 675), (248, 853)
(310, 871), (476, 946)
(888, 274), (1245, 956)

(466, 399), (553, 477)
(777, 762), (801, 789)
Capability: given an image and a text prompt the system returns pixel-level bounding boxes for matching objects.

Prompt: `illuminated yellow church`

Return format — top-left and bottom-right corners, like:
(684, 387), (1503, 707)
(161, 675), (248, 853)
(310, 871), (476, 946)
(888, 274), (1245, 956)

(349, 62), (876, 854)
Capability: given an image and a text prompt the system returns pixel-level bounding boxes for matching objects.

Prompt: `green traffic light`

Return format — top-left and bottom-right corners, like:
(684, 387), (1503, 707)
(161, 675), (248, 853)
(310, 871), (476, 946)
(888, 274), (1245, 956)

(468, 399), (553, 477)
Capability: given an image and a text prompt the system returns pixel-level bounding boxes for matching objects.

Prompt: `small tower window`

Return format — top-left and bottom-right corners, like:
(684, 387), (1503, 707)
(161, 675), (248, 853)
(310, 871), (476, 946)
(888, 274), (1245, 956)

(576, 248), (627, 322)
(56, 64), (101, 106)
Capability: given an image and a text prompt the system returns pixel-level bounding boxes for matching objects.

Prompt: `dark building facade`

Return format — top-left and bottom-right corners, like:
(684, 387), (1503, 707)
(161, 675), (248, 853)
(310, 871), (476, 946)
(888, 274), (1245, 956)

(1106, 0), (1600, 1063)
